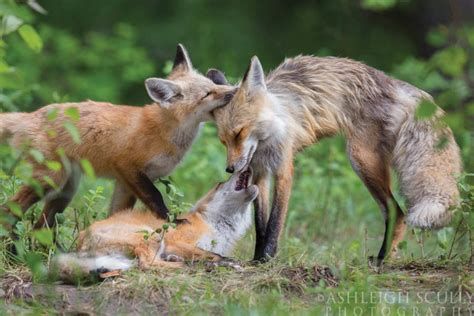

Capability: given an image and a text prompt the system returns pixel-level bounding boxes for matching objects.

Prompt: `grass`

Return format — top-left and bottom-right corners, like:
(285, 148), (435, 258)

(0, 248), (472, 314)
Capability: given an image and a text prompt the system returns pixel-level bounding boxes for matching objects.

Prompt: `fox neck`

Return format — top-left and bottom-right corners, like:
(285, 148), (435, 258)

(171, 116), (203, 149)
(150, 105), (203, 149)
(249, 93), (290, 173)
(196, 204), (252, 257)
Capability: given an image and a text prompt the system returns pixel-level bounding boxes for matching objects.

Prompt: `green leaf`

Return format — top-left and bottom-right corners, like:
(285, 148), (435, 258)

(361, 0), (397, 11)
(31, 229), (53, 246)
(55, 213), (66, 224)
(25, 252), (47, 281)
(46, 108), (59, 121)
(426, 27), (447, 47)
(65, 107), (80, 122)
(397, 240), (407, 250)
(162, 60), (173, 75)
(0, 225), (8, 237)
(435, 135), (449, 151)
(45, 160), (62, 172)
(18, 24), (43, 53)
(415, 100), (438, 120)
(26, 0), (47, 14)
(42, 175), (58, 190)
(0, 61), (11, 73)
(80, 159), (96, 179)
(436, 227), (453, 250)
(63, 121), (81, 144)
(7, 202), (22, 217)
(29, 149), (44, 163)
(0, 15), (23, 36)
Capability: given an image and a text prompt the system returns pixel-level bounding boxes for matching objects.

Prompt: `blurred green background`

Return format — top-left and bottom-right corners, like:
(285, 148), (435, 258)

(0, 0), (472, 263)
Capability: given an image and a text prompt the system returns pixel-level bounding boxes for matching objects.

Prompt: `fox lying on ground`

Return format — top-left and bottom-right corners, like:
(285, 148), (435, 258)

(53, 169), (258, 282)
(211, 55), (462, 265)
(0, 44), (234, 230)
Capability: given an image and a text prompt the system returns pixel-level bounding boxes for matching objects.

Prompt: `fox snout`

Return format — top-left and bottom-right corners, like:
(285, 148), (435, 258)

(225, 150), (245, 174)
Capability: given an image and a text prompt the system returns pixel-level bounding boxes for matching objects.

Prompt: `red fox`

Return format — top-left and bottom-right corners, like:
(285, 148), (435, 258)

(53, 169), (258, 282)
(211, 56), (462, 265)
(0, 44), (234, 230)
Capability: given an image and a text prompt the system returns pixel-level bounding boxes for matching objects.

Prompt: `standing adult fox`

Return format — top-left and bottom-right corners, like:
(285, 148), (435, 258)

(0, 44), (234, 230)
(211, 55), (462, 265)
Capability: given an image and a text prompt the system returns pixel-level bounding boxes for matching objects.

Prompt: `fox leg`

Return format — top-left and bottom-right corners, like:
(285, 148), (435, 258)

(133, 244), (184, 269)
(163, 241), (223, 262)
(116, 169), (169, 220)
(1, 185), (41, 230)
(109, 181), (137, 215)
(34, 169), (81, 229)
(253, 171), (270, 260)
(162, 241), (242, 269)
(255, 156), (294, 261)
(347, 139), (406, 265)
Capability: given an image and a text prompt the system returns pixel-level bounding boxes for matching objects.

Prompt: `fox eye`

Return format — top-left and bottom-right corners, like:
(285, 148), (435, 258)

(234, 128), (243, 140)
(202, 91), (212, 100)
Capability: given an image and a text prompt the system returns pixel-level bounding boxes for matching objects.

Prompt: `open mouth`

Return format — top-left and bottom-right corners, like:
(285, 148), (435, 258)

(235, 169), (251, 191)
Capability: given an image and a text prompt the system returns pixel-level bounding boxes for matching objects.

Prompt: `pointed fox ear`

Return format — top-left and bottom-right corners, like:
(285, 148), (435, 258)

(172, 43), (192, 73)
(145, 78), (182, 107)
(206, 68), (229, 86)
(242, 56), (266, 92)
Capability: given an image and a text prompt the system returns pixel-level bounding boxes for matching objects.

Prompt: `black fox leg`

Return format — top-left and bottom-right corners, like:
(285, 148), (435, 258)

(256, 158), (294, 261)
(34, 171), (81, 229)
(119, 170), (169, 220)
(253, 172), (270, 260)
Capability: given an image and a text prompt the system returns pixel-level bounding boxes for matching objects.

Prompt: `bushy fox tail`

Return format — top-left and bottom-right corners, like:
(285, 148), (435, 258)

(392, 115), (462, 229)
(52, 252), (135, 282)
(0, 112), (27, 141)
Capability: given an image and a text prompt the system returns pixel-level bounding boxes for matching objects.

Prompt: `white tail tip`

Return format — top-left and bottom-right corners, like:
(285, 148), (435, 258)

(406, 200), (452, 229)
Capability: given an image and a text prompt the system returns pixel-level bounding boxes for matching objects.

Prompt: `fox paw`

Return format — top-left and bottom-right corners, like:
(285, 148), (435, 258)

(205, 259), (243, 272)
(161, 253), (184, 262)
(368, 256), (384, 273)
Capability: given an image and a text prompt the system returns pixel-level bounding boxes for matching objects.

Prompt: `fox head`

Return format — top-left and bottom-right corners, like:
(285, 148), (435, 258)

(144, 44), (235, 122)
(211, 56), (279, 174)
(194, 168), (259, 217)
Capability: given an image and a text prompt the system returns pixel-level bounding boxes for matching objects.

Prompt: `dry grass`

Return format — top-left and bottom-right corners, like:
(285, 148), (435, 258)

(1, 258), (472, 315)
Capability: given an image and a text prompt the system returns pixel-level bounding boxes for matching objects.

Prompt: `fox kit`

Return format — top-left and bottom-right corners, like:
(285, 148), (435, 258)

(54, 169), (258, 282)
(211, 56), (461, 265)
(0, 44), (235, 230)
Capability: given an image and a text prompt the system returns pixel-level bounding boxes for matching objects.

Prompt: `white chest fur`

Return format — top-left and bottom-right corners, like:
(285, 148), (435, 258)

(196, 206), (252, 257)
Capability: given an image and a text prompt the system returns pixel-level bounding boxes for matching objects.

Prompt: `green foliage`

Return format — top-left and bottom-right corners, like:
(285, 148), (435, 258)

(415, 100), (438, 120)
(361, 0), (398, 11)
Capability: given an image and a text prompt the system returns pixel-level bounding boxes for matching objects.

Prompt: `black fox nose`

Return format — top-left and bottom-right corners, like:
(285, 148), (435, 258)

(226, 166), (235, 174)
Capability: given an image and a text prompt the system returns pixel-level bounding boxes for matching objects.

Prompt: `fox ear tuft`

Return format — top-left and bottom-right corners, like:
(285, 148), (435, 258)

(172, 44), (192, 72)
(145, 78), (182, 107)
(206, 68), (229, 86)
(242, 56), (266, 92)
